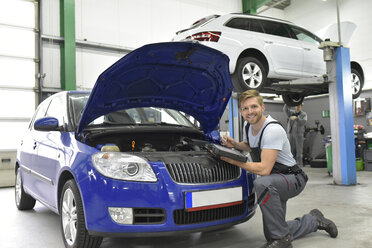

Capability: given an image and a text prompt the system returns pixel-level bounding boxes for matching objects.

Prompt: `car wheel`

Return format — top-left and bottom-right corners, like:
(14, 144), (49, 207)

(60, 180), (103, 248)
(234, 57), (267, 92)
(282, 94), (305, 107)
(15, 167), (36, 210)
(351, 68), (363, 99)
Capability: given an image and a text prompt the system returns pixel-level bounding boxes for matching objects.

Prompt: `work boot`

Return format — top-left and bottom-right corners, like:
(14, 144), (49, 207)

(310, 209), (338, 238)
(261, 235), (292, 248)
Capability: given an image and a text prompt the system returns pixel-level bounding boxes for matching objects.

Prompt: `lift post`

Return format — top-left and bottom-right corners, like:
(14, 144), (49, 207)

(320, 41), (357, 185)
(228, 92), (242, 140)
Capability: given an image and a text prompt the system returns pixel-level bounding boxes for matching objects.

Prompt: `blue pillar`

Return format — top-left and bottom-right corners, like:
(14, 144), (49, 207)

(330, 47), (357, 185)
(336, 47), (357, 185)
(228, 97), (240, 140)
(228, 99), (234, 138)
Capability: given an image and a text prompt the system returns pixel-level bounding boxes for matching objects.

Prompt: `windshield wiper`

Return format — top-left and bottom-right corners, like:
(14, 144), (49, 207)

(153, 122), (191, 128)
(88, 122), (136, 127)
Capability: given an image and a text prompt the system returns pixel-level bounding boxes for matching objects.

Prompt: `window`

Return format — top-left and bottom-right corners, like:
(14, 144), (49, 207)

(249, 19), (264, 33)
(225, 18), (249, 30)
(30, 100), (51, 130)
(90, 108), (195, 128)
(260, 20), (291, 38)
(46, 95), (67, 126)
(126, 109), (142, 123)
(69, 93), (89, 127)
(225, 18), (264, 33)
(289, 25), (322, 45)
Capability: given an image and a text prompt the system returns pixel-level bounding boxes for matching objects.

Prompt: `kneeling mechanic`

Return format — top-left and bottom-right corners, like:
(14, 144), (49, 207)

(221, 90), (338, 248)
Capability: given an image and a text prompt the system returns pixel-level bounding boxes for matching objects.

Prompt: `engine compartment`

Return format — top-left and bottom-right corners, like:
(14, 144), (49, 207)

(85, 127), (209, 153)
(84, 126), (242, 183)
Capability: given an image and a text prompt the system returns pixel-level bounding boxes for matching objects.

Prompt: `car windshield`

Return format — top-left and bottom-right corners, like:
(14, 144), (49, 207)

(68, 93), (196, 129)
(90, 107), (195, 128)
(69, 93), (90, 127)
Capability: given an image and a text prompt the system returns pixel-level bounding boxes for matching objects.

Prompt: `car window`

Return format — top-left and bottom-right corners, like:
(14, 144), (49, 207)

(46, 95), (67, 126)
(260, 20), (292, 38)
(69, 93), (89, 127)
(225, 18), (248, 30)
(289, 25), (322, 45)
(225, 17), (264, 33)
(29, 100), (51, 130)
(90, 107), (195, 128)
(126, 109), (142, 123)
(250, 19), (265, 33)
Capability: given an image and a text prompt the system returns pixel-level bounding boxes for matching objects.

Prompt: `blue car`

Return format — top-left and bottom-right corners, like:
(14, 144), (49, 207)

(15, 42), (257, 248)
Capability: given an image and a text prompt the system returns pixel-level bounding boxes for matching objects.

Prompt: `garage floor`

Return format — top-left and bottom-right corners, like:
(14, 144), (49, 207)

(1, 167), (372, 248)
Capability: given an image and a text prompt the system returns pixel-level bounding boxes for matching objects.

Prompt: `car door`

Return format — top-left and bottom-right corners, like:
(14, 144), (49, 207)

(259, 19), (303, 77)
(18, 99), (51, 194)
(32, 94), (66, 207)
(288, 24), (325, 77)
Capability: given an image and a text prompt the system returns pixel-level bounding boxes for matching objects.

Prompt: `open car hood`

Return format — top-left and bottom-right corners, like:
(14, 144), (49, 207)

(77, 42), (233, 136)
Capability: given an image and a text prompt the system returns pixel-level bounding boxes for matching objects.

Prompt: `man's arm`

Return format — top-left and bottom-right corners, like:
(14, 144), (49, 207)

(220, 148), (278, 176)
(283, 104), (292, 117)
(296, 111), (307, 126)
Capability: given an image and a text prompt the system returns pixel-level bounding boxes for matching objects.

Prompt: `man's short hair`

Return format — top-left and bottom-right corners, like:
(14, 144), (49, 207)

(239, 90), (263, 107)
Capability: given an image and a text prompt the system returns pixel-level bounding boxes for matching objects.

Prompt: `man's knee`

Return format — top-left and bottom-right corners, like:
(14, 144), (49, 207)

(254, 176), (271, 193)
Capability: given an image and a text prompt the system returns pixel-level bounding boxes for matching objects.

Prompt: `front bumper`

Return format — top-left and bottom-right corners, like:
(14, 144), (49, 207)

(78, 161), (257, 236)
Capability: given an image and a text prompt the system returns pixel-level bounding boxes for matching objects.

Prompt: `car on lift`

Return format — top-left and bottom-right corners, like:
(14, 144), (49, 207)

(173, 13), (365, 106)
(15, 42), (257, 248)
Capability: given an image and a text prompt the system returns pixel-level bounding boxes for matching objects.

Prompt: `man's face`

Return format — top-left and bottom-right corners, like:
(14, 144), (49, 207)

(240, 97), (265, 125)
(296, 104), (303, 112)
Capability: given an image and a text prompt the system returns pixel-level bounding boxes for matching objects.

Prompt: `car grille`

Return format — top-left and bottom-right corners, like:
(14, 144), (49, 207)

(133, 208), (166, 224)
(173, 201), (246, 225)
(165, 161), (240, 184)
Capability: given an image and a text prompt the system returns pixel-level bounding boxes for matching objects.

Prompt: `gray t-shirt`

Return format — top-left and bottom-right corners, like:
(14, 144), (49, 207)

(243, 115), (296, 167)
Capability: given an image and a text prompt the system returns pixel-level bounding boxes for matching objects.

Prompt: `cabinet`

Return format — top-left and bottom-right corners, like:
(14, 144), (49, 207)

(363, 149), (372, 171)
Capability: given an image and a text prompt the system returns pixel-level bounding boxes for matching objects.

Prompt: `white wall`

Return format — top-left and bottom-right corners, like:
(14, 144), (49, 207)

(42, 0), (242, 90)
(74, 0), (242, 89)
(261, 0), (372, 89)
(76, 0), (241, 48)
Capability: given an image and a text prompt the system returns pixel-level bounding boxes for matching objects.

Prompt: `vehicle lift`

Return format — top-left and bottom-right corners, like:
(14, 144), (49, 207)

(227, 41), (357, 186)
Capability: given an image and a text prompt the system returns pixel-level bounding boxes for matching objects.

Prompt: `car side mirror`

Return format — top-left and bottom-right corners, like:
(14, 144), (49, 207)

(34, 117), (60, 131)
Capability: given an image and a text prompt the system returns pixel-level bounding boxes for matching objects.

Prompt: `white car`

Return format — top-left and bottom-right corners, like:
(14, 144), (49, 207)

(173, 13), (364, 106)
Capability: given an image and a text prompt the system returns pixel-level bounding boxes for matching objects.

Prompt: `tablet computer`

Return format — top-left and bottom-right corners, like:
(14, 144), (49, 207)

(205, 143), (247, 162)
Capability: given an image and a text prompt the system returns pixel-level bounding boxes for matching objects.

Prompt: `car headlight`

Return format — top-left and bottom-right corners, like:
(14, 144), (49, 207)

(91, 152), (157, 182)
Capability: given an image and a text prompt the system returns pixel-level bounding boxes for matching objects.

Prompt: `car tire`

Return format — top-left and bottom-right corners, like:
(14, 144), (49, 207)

(282, 94), (305, 107)
(351, 68), (363, 99)
(233, 57), (267, 92)
(60, 180), (103, 248)
(15, 167), (36, 210)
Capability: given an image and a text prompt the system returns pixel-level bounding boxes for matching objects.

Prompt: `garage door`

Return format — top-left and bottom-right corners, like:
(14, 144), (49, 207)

(0, 0), (36, 151)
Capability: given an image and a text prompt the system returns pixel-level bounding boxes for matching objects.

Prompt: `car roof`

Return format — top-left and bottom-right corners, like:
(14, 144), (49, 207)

(226, 13), (294, 25)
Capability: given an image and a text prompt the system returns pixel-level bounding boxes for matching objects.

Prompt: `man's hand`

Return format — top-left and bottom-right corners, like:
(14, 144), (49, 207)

(221, 135), (235, 148)
(290, 116), (297, 121)
(221, 149), (278, 176)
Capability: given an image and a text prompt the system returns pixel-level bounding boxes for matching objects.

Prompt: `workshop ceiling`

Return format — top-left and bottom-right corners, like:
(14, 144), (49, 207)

(264, 0), (291, 10)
